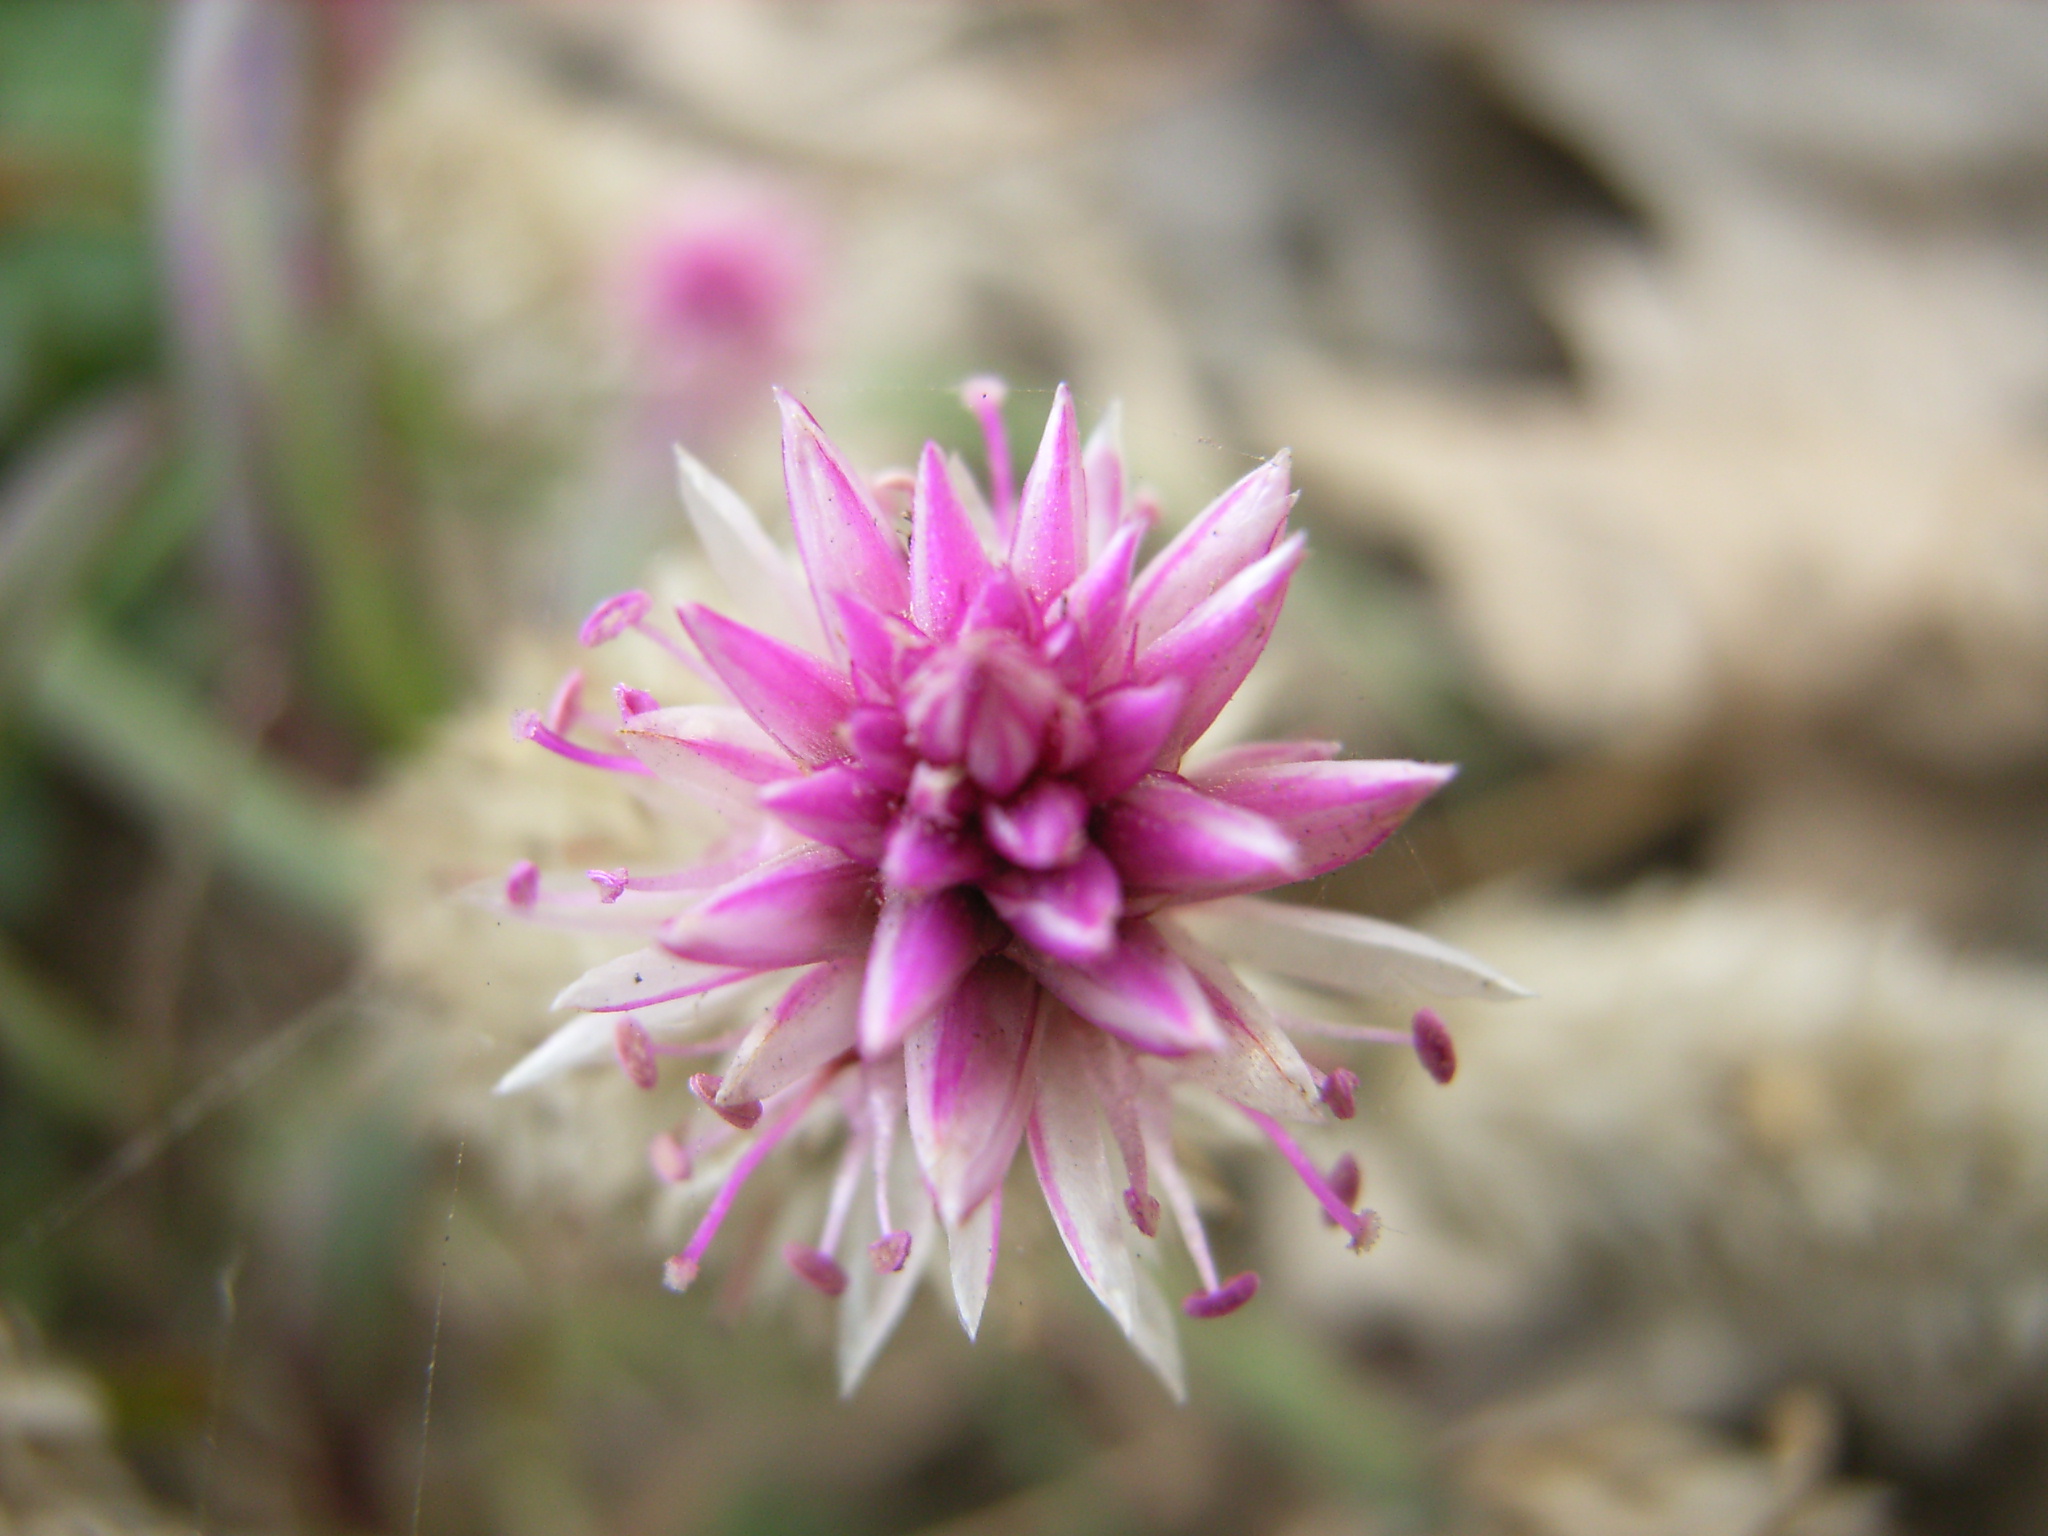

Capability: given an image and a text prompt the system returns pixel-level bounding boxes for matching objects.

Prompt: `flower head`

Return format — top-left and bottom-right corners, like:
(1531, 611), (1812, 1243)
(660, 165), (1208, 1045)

(496, 383), (1524, 1395)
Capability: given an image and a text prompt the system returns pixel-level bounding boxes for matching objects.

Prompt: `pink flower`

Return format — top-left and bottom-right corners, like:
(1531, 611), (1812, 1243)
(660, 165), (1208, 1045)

(496, 384), (1525, 1395)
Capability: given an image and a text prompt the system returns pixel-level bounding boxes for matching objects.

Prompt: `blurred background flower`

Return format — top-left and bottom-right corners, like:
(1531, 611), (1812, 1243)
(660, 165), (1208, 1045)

(4, 1), (2048, 1532)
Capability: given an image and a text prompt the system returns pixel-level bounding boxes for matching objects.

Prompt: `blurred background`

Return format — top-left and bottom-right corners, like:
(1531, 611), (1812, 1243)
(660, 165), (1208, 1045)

(5, 1), (2048, 1531)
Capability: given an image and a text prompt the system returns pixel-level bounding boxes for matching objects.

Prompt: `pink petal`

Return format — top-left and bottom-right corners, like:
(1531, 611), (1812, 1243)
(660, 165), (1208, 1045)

(1073, 682), (1185, 801)
(1026, 1007), (1137, 1335)
(1081, 399), (1126, 559)
(660, 844), (874, 968)
(776, 389), (910, 648)
(880, 816), (993, 894)
(1063, 519), (1144, 658)
(758, 765), (898, 861)
(674, 445), (821, 652)
(1195, 759), (1454, 883)
(1007, 383), (1085, 604)
(859, 888), (993, 1057)
(910, 442), (993, 638)
(678, 602), (855, 766)
(1126, 452), (1292, 650)
(1099, 773), (1298, 900)
(904, 957), (1042, 1224)
(718, 958), (862, 1105)
(982, 778), (1089, 870)
(619, 705), (795, 815)
(1016, 918), (1222, 1056)
(1134, 532), (1305, 766)
(985, 845), (1123, 964)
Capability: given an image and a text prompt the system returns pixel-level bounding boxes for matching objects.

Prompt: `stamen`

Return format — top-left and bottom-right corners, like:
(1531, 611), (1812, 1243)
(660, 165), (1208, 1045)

(1412, 1008), (1457, 1084)
(1327, 1151), (1361, 1208)
(615, 683), (660, 721)
(648, 1130), (692, 1183)
(505, 860), (540, 910)
(513, 711), (655, 776)
(1183, 1272), (1259, 1319)
(867, 1074), (910, 1271)
(1236, 1102), (1377, 1250)
(869, 1230), (911, 1274)
(590, 868), (629, 904)
(1145, 1117), (1221, 1295)
(784, 1243), (848, 1296)
(545, 669), (586, 732)
(1279, 1013), (1415, 1047)
(635, 614), (715, 681)
(960, 375), (1014, 534)
(1319, 1067), (1358, 1120)
(614, 1016), (658, 1089)
(580, 590), (651, 646)
(1095, 1046), (1158, 1237)
(662, 1066), (839, 1293)
(816, 1124), (870, 1260)
(690, 1072), (762, 1130)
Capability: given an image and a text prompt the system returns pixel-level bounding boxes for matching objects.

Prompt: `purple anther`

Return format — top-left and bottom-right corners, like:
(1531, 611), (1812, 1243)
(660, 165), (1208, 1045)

(690, 1072), (762, 1131)
(1412, 1009), (1457, 1084)
(545, 669), (586, 733)
(1124, 1187), (1161, 1238)
(505, 860), (540, 910)
(1327, 1152), (1361, 1210)
(785, 1242), (849, 1297)
(614, 1017), (658, 1089)
(616, 683), (660, 721)
(1183, 1272), (1260, 1319)
(590, 868), (630, 904)
(580, 589), (652, 647)
(513, 711), (656, 776)
(1320, 1067), (1359, 1121)
(648, 1130), (692, 1184)
(1351, 1208), (1384, 1253)
(869, 1229), (912, 1273)
(661, 1254), (700, 1293)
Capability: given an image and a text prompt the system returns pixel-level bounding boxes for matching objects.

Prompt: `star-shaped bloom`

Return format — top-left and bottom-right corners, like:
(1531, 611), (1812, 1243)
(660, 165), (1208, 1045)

(495, 380), (1524, 1395)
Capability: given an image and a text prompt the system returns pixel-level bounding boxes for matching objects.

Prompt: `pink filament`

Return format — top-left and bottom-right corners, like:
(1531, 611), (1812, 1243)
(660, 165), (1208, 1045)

(961, 375), (1014, 534)
(514, 712), (655, 777)
(667, 1066), (840, 1288)
(545, 669), (586, 733)
(504, 860), (540, 909)
(1236, 1102), (1374, 1247)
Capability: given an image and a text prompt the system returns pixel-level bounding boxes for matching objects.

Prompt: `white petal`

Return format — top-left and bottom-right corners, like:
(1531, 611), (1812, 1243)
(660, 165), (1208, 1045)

(945, 1195), (999, 1341)
(1162, 922), (1323, 1122)
(838, 1144), (938, 1397)
(493, 1014), (617, 1094)
(1026, 1012), (1136, 1335)
(1126, 1260), (1187, 1403)
(1179, 896), (1531, 1001)
(719, 960), (861, 1105)
(618, 705), (790, 817)
(675, 446), (823, 651)
(551, 946), (743, 1013)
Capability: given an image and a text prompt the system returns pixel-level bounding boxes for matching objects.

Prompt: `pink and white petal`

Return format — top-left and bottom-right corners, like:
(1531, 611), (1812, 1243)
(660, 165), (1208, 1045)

(1099, 774), (1298, 900)
(551, 946), (757, 1013)
(944, 1192), (1000, 1341)
(838, 1140), (939, 1397)
(674, 445), (822, 652)
(859, 887), (992, 1057)
(1176, 896), (1531, 1000)
(1196, 760), (1453, 883)
(777, 390), (911, 650)
(719, 959), (861, 1105)
(757, 765), (896, 861)
(905, 958), (1041, 1224)
(678, 603), (856, 766)
(619, 705), (795, 814)
(1160, 921), (1323, 1122)
(985, 846), (1123, 965)
(1081, 398), (1125, 559)
(982, 779), (1089, 871)
(1063, 520), (1143, 657)
(1008, 383), (1086, 604)
(880, 816), (993, 894)
(910, 441), (993, 638)
(1134, 533), (1305, 766)
(1126, 453), (1292, 650)
(1017, 919), (1223, 1056)
(1186, 739), (1340, 779)
(1027, 1009), (1137, 1335)
(494, 991), (742, 1094)
(660, 844), (875, 968)
(1074, 683), (1186, 802)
